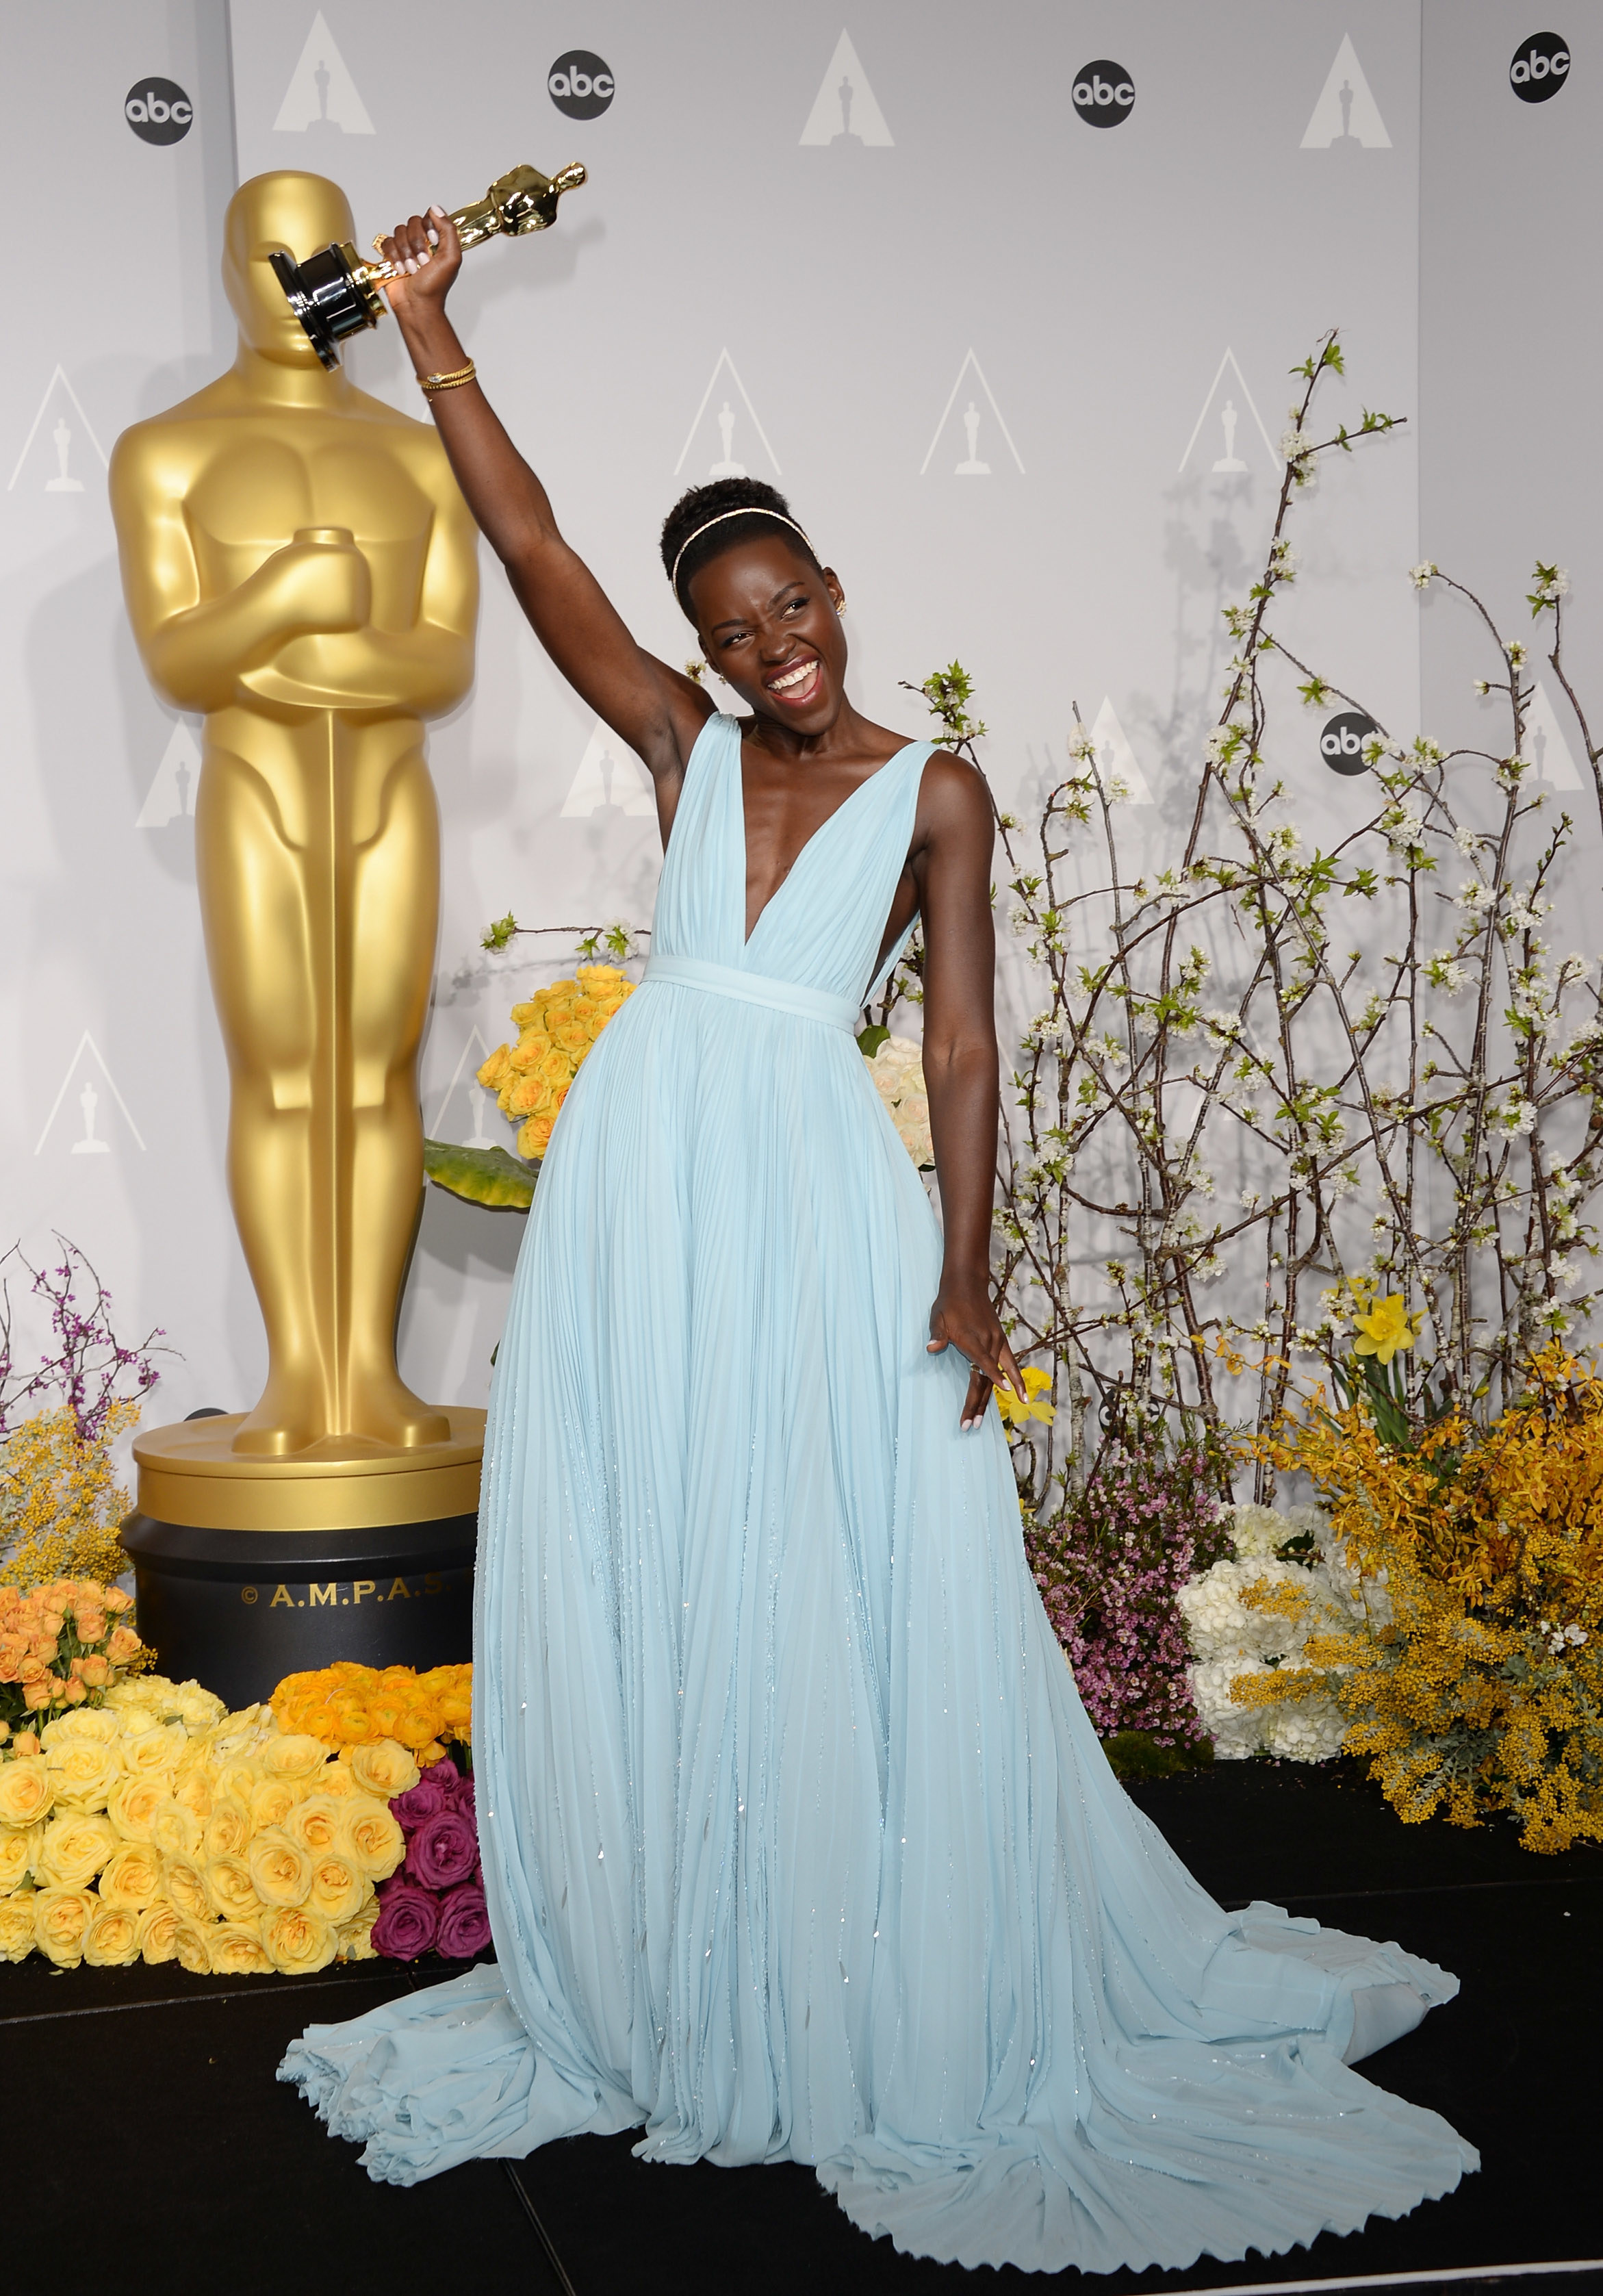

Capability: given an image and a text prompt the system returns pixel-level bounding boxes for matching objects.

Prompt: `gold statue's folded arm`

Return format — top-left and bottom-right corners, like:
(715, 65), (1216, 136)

(112, 438), (476, 719)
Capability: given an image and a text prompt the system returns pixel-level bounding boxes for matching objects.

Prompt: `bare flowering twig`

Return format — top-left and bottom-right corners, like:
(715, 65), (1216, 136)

(0, 1238), (168, 1445)
(900, 331), (1603, 1512)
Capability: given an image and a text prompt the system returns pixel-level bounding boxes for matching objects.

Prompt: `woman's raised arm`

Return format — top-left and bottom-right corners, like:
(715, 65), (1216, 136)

(380, 207), (709, 782)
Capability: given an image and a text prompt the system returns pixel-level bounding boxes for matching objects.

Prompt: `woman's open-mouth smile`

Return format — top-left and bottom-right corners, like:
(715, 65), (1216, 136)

(765, 654), (823, 709)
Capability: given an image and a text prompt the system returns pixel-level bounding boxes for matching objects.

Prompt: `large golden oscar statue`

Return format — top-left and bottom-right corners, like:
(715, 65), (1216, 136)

(112, 173), (485, 1692)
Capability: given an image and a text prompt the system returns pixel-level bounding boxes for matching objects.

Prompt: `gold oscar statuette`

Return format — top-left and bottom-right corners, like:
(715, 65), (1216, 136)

(272, 160), (587, 368)
(111, 170), (489, 1537)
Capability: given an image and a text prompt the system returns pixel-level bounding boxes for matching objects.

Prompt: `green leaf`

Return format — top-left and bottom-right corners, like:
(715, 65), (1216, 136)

(857, 1023), (890, 1057)
(423, 1138), (539, 1210)
(481, 912), (519, 954)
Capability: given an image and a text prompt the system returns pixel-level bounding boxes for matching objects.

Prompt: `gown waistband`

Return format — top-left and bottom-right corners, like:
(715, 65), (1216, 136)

(643, 956), (859, 1034)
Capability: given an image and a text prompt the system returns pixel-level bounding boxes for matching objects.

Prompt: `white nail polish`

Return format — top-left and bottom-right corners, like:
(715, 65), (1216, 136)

(418, 248), (431, 264)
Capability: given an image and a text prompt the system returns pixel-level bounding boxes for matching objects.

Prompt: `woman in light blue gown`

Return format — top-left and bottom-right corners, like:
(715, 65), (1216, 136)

(281, 205), (1476, 2275)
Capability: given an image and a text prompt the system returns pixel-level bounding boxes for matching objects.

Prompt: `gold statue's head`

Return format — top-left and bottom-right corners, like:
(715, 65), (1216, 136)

(225, 171), (357, 362)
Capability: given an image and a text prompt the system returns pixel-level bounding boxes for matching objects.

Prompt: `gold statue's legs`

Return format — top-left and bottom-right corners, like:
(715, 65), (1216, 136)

(196, 718), (448, 1456)
(346, 739), (448, 1446)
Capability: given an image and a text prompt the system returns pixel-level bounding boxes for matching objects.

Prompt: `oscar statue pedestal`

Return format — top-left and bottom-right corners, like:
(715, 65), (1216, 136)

(120, 1412), (483, 1711)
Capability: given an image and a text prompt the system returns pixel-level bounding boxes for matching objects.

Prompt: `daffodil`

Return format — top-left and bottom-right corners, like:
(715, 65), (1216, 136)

(995, 1365), (1056, 1428)
(1352, 1292), (1424, 1366)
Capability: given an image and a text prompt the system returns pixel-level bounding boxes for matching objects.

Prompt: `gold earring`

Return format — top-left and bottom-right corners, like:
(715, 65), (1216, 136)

(835, 598), (847, 617)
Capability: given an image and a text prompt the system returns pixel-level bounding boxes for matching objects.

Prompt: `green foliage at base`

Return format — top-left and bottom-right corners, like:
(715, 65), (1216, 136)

(1099, 1731), (1216, 1783)
(422, 1138), (539, 1211)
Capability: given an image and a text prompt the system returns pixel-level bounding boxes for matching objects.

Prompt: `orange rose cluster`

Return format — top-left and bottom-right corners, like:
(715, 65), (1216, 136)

(476, 964), (634, 1161)
(0, 1579), (143, 1733)
(270, 1661), (472, 1769)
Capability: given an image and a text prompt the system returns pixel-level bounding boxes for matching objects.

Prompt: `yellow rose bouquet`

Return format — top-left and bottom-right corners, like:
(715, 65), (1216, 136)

(0, 1679), (415, 1972)
(476, 964), (634, 1161)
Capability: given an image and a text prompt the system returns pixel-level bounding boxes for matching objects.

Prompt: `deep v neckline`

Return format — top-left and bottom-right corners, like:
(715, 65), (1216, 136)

(739, 735), (924, 949)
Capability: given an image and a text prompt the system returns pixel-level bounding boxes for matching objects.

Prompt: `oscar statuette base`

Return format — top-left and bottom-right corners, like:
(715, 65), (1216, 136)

(121, 1410), (485, 1708)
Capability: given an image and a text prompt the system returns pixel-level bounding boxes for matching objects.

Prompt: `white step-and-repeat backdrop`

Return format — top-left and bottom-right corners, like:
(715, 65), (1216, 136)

(1, 2), (1595, 1424)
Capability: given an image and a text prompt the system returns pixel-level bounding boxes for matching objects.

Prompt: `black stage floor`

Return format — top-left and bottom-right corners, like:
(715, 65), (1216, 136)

(12, 1761), (1600, 2296)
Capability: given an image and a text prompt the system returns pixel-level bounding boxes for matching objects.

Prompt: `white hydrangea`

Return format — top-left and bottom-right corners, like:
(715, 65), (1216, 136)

(1264, 1698), (1348, 1761)
(864, 1034), (934, 1167)
(1188, 1659), (1270, 1759)
(1177, 1503), (1383, 1763)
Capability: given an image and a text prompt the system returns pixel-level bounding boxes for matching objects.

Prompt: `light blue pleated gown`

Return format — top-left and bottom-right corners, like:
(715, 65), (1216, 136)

(282, 714), (1476, 2274)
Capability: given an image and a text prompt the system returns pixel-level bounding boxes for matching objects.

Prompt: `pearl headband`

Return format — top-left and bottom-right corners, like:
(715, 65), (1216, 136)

(669, 507), (815, 596)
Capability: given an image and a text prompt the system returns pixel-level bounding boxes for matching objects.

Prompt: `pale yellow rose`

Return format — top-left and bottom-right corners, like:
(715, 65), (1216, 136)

(137, 1899), (180, 1964)
(202, 1797), (251, 1862)
(163, 1855), (209, 1924)
(212, 1759), (260, 1808)
(346, 1738), (421, 1799)
(153, 1799), (204, 1861)
(105, 1676), (175, 1716)
(0, 1757), (54, 1828)
(248, 1777), (298, 1833)
(335, 1893), (380, 1961)
(208, 1921), (273, 1976)
(33, 1886), (96, 1966)
(107, 1705), (160, 1741)
(44, 1737), (118, 1813)
(106, 1772), (169, 1844)
(172, 1916), (211, 1975)
(41, 1709), (120, 1748)
(170, 1766), (214, 1824)
(304, 1850), (365, 1926)
(284, 1794), (348, 1855)
(260, 1902), (336, 1976)
(259, 1733), (328, 1783)
(0, 1824), (42, 1896)
(118, 1722), (187, 1778)
(203, 1708), (271, 1767)
(313, 1763), (358, 1801)
(248, 1827), (312, 1909)
(169, 1682), (226, 1733)
(84, 1902), (142, 1967)
(203, 1854), (261, 1923)
(36, 1811), (116, 1889)
(340, 1795), (406, 1880)
(0, 1891), (36, 1961)
(98, 1840), (165, 1911)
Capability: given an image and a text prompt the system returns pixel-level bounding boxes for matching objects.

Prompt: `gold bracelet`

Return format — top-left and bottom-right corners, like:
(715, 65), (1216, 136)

(418, 361), (476, 395)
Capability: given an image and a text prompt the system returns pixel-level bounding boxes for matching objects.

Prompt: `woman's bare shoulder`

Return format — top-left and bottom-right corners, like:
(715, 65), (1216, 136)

(916, 746), (994, 831)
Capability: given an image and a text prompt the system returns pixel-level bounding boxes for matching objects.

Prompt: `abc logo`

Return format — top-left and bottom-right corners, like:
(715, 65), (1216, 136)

(125, 76), (193, 145)
(548, 49), (615, 120)
(1072, 59), (1134, 128)
(1510, 31), (1570, 101)
(1320, 711), (1378, 778)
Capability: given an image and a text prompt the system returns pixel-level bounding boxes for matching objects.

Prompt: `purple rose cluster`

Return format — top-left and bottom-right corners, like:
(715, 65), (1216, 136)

(371, 1757), (492, 1961)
